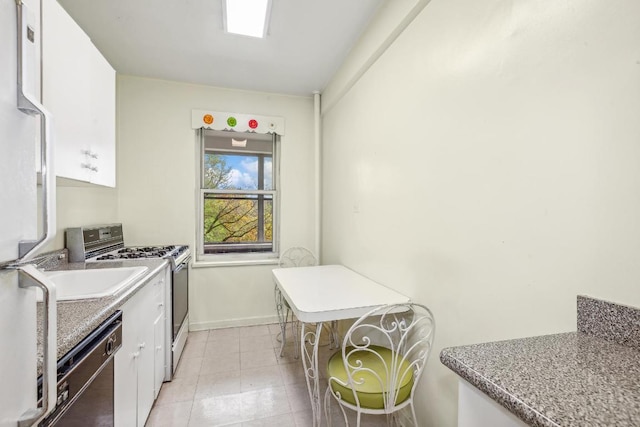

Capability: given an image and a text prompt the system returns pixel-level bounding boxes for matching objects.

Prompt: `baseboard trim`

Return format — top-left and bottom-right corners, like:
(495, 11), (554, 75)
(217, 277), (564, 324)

(189, 314), (280, 331)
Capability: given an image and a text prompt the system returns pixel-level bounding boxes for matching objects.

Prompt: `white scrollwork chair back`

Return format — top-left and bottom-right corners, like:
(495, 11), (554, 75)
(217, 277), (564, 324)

(324, 303), (435, 426)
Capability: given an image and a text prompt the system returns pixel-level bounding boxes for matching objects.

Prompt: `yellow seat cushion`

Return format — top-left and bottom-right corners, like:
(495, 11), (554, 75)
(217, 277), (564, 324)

(327, 345), (414, 409)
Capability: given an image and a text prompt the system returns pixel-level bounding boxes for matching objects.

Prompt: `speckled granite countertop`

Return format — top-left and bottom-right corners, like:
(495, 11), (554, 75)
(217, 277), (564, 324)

(37, 258), (169, 375)
(440, 296), (640, 427)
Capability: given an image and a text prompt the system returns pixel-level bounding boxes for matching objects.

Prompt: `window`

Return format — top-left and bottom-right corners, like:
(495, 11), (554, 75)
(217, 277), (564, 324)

(198, 129), (278, 260)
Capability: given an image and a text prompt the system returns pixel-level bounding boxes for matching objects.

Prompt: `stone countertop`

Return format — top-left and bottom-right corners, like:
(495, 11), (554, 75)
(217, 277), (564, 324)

(37, 259), (169, 375)
(440, 296), (640, 427)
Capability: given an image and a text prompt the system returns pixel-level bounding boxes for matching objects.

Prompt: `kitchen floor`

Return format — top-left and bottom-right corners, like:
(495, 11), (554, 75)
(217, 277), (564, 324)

(145, 324), (391, 427)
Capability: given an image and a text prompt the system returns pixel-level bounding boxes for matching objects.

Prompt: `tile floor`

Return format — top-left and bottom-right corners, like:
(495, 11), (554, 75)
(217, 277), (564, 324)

(144, 323), (394, 427)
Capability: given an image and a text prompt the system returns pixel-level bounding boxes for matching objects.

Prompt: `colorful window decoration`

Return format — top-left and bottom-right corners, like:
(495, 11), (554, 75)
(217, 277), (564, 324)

(192, 110), (285, 135)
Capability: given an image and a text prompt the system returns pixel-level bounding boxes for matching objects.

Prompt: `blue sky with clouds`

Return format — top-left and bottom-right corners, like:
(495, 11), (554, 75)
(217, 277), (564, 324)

(224, 155), (272, 190)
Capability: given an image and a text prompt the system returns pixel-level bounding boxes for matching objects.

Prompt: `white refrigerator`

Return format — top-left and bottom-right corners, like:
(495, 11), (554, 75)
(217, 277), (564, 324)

(0, 0), (57, 425)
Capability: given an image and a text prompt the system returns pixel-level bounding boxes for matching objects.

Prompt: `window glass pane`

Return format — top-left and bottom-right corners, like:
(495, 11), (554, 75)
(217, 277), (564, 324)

(264, 198), (273, 240)
(204, 153), (272, 191)
(264, 157), (273, 191)
(203, 193), (273, 254)
(199, 129), (277, 258)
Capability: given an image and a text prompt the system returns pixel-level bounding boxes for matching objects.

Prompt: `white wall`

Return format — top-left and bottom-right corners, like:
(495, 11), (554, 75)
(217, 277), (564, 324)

(40, 183), (119, 251)
(321, 0), (640, 426)
(116, 76), (316, 329)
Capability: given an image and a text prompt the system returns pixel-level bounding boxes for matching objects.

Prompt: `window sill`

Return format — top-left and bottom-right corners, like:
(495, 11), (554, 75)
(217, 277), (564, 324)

(192, 257), (279, 268)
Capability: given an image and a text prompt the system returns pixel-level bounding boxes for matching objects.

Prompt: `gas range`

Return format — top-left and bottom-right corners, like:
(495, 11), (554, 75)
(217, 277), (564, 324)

(91, 244), (191, 268)
(65, 224), (191, 268)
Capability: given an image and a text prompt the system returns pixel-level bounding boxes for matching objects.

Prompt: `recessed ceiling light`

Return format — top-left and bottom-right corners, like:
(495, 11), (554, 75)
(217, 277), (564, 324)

(223, 0), (272, 38)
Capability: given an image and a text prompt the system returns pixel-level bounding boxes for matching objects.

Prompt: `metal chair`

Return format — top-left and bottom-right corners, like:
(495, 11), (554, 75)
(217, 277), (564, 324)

(274, 247), (318, 358)
(324, 303), (435, 426)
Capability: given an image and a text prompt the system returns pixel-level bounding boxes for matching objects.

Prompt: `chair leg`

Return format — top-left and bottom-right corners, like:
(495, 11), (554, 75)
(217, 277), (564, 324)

(329, 320), (340, 349)
(410, 403), (419, 427)
(325, 384), (350, 427)
(292, 317), (300, 359)
(274, 286), (287, 357)
(324, 385), (333, 427)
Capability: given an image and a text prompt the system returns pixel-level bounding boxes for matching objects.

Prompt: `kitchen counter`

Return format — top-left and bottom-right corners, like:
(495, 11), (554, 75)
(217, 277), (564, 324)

(36, 258), (169, 375)
(440, 296), (640, 427)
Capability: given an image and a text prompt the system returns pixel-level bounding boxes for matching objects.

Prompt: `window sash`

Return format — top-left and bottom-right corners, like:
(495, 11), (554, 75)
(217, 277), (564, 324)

(196, 129), (279, 261)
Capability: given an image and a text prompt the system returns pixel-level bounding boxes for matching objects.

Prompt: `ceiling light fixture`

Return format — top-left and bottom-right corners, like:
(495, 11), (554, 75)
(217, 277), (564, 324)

(223, 0), (272, 38)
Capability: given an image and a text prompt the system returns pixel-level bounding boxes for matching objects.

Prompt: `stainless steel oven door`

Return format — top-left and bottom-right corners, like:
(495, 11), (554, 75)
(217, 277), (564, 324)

(172, 259), (189, 340)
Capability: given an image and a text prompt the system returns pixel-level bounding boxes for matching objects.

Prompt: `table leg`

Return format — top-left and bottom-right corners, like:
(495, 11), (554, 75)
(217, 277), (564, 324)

(301, 321), (323, 427)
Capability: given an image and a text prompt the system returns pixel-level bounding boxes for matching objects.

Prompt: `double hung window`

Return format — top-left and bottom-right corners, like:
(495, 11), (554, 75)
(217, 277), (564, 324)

(198, 129), (278, 259)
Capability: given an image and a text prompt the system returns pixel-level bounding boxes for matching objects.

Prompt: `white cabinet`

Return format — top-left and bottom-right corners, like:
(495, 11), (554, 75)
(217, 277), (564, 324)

(42, 0), (116, 187)
(115, 268), (167, 427)
(458, 379), (528, 427)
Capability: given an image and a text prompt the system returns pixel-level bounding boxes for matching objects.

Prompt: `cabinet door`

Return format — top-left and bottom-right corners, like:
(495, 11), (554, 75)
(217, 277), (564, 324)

(42, 0), (93, 183)
(114, 298), (140, 427)
(42, 0), (116, 187)
(114, 272), (166, 427)
(137, 284), (157, 427)
(153, 312), (165, 399)
(88, 45), (116, 187)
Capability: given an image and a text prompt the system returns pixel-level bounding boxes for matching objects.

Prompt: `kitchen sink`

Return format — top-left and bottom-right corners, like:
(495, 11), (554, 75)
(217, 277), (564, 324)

(38, 266), (149, 301)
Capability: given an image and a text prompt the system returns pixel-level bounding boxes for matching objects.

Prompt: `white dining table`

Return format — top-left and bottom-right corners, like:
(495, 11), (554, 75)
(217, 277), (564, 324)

(272, 264), (411, 427)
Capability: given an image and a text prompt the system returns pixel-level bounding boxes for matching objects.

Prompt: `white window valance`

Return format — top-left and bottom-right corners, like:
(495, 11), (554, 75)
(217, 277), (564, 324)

(191, 109), (285, 135)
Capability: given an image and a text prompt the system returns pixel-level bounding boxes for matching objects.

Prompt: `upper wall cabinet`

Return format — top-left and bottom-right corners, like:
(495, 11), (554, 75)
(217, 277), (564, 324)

(42, 1), (116, 187)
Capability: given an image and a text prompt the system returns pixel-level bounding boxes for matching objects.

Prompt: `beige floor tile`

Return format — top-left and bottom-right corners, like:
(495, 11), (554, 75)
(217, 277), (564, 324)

(174, 356), (203, 379)
(239, 324), (271, 337)
(268, 323), (284, 336)
(278, 362), (306, 385)
(188, 330), (209, 343)
(201, 351), (241, 375)
(275, 346), (303, 365)
(240, 347), (278, 369)
(145, 401), (192, 427)
(240, 364), (284, 392)
(209, 327), (241, 340)
(188, 393), (245, 426)
(155, 376), (198, 406)
(205, 336), (241, 355)
(284, 381), (316, 413)
(292, 410), (314, 427)
(242, 412), (296, 427)
(182, 340), (207, 359)
(240, 334), (275, 352)
(150, 325), (357, 427)
(195, 371), (242, 400)
(240, 386), (291, 420)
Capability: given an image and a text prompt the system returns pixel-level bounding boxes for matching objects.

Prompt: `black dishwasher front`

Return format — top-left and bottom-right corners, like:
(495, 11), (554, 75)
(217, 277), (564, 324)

(39, 311), (122, 427)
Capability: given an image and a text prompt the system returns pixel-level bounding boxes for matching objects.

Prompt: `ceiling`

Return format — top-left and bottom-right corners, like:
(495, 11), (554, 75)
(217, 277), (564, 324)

(58, 0), (384, 96)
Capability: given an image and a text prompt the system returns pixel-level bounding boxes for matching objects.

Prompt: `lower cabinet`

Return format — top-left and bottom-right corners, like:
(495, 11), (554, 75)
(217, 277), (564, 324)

(458, 379), (527, 427)
(115, 267), (167, 427)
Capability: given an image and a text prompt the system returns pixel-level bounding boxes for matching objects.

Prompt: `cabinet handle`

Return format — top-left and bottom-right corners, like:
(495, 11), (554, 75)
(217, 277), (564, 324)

(132, 351), (140, 359)
(81, 163), (92, 170)
(139, 342), (146, 349)
(156, 345), (162, 352)
(158, 303), (164, 308)
(90, 166), (98, 172)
